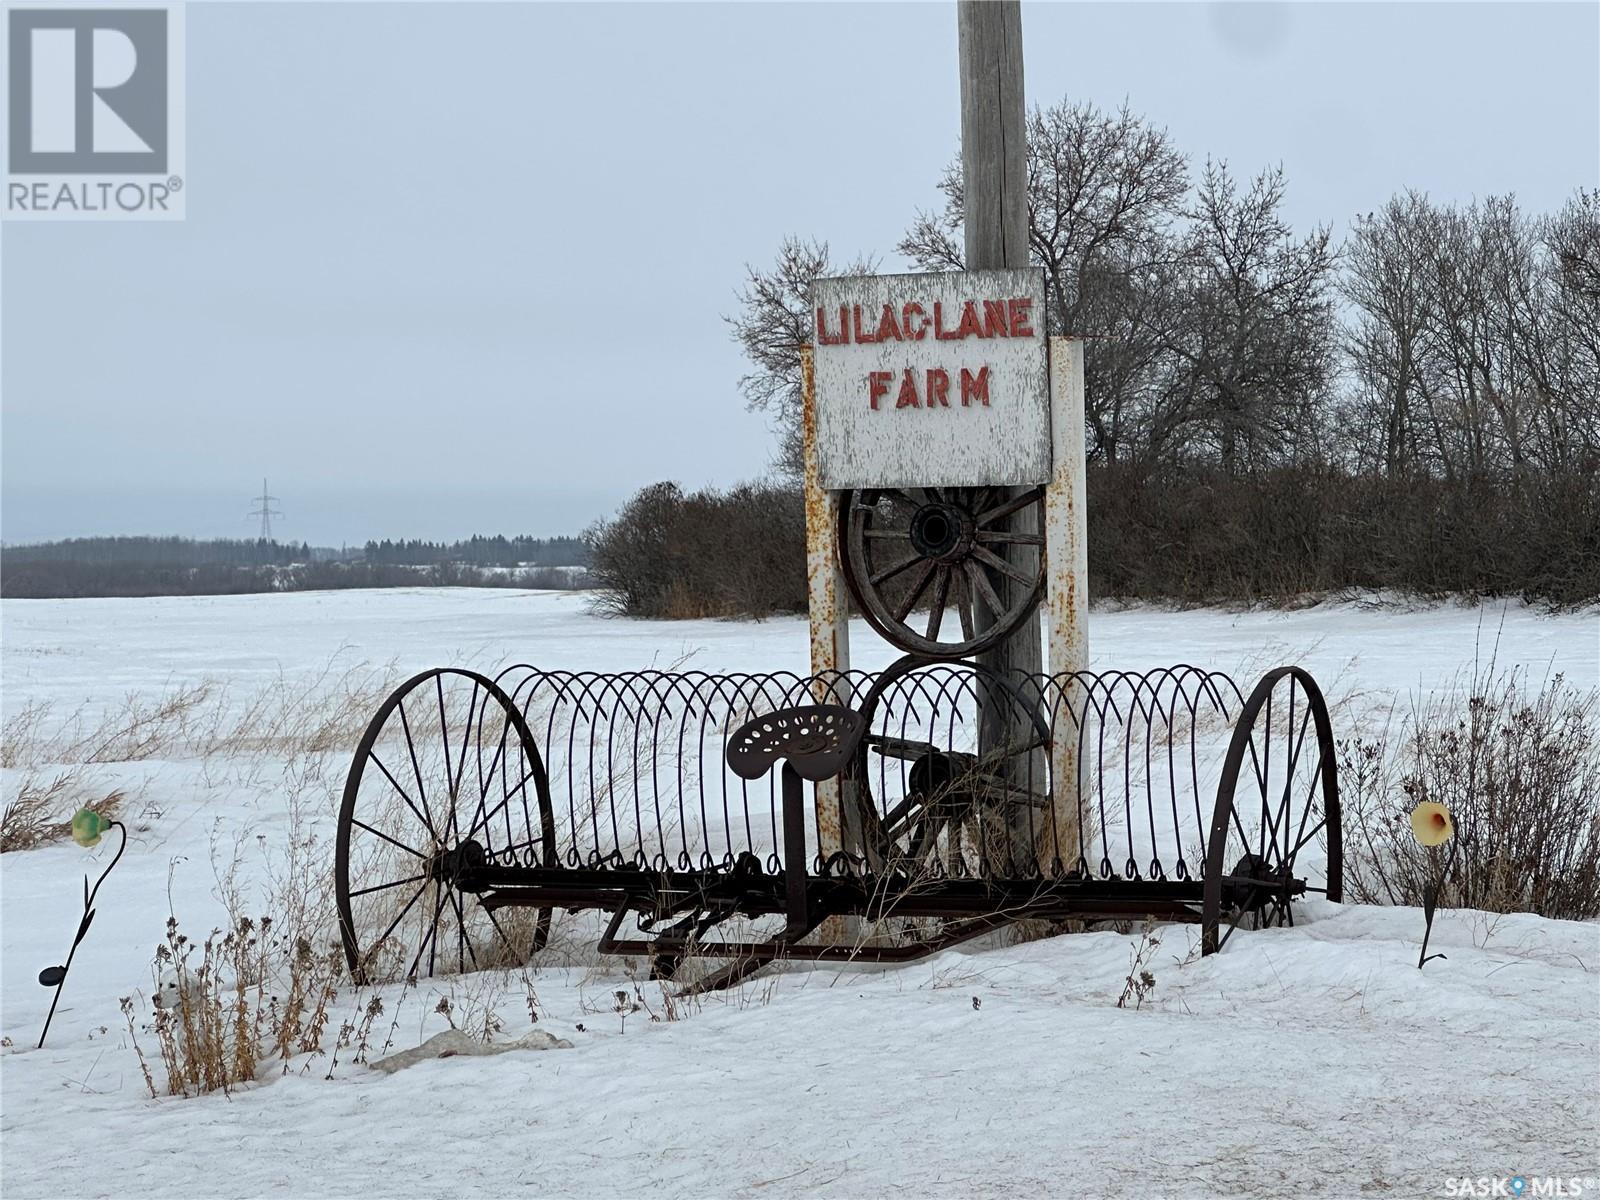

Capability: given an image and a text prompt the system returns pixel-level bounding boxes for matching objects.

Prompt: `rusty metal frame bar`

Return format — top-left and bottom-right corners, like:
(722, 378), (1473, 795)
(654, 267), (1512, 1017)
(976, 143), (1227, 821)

(801, 344), (858, 862)
(1044, 336), (1089, 871)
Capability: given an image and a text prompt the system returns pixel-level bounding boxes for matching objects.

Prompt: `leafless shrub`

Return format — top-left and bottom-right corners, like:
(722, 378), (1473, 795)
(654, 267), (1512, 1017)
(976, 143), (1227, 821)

(130, 912), (347, 1098)
(1343, 667), (1600, 920)
(586, 480), (806, 619)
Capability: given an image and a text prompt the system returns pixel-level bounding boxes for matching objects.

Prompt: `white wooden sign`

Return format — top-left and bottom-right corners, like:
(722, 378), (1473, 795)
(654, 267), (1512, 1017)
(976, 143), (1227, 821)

(810, 267), (1050, 490)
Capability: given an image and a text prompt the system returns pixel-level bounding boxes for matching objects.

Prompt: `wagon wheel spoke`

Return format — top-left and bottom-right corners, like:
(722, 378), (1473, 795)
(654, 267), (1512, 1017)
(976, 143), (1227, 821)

(974, 529), (1044, 546)
(954, 569), (976, 641)
(963, 559), (1006, 621)
(975, 486), (1045, 528)
(870, 556), (923, 588)
(925, 567), (952, 640)
(969, 542), (1036, 587)
(892, 560), (938, 623)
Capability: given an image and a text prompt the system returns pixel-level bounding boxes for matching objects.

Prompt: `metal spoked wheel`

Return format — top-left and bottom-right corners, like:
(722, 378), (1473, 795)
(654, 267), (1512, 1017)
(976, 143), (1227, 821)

(851, 656), (1053, 879)
(1201, 667), (1342, 954)
(336, 668), (557, 983)
(840, 486), (1046, 658)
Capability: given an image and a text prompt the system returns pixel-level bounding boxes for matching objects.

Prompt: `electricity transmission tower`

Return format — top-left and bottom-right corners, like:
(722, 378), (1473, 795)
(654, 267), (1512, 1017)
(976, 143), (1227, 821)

(247, 479), (284, 542)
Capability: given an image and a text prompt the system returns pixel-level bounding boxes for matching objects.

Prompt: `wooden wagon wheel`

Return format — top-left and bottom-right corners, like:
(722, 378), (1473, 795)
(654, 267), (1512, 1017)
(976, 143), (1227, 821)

(1201, 667), (1342, 955)
(337, 668), (557, 983)
(851, 656), (1053, 878)
(840, 486), (1046, 658)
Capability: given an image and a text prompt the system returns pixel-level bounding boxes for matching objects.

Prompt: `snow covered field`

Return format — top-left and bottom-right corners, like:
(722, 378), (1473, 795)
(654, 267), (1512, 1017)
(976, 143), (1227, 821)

(2, 589), (1596, 1199)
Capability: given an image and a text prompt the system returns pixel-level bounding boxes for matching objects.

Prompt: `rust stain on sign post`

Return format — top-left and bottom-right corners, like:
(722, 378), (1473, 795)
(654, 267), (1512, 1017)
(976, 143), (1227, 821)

(801, 345), (853, 860)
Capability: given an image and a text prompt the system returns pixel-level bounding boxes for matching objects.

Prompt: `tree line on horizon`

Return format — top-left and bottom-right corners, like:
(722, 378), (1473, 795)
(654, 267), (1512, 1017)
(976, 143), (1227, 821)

(0, 533), (590, 598)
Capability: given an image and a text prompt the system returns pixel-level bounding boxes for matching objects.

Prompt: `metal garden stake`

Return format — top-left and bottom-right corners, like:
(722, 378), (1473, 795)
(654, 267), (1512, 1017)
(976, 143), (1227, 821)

(1410, 801), (1456, 969)
(37, 809), (127, 1048)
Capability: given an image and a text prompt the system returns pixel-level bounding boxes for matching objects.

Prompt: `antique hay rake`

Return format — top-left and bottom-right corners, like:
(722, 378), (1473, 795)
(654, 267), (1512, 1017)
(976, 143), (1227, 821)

(335, 308), (1344, 990)
(335, 656), (1342, 990)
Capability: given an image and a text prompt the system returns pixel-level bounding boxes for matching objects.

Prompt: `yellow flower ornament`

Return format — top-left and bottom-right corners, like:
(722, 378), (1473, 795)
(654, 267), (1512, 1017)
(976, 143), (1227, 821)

(1409, 801), (1454, 848)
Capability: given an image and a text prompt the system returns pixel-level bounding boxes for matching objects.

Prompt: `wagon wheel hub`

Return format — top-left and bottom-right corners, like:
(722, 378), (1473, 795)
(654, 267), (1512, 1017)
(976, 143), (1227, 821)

(1222, 852), (1294, 911)
(427, 837), (487, 892)
(907, 501), (973, 562)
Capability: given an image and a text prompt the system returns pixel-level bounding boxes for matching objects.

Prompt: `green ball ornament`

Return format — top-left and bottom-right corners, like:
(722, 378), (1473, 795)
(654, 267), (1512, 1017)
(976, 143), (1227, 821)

(70, 808), (108, 848)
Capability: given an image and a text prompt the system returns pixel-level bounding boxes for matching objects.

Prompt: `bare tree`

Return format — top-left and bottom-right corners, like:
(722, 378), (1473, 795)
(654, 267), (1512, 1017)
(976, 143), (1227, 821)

(726, 237), (876, 478)
(899, 99), (1189, 464)
(1344, 192), (1600, 479)
(1152, 163), (1337, 469)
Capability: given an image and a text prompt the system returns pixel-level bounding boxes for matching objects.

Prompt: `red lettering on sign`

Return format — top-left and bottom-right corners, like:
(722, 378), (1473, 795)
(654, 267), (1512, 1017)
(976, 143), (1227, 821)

(955, 302), (984, 339)
(983, 300), (1009, 338)
(895, 369), (920, 408)
(821, 295), (1034, 345)
(815, 307), (844, 346)
(960, 366), (990, 406)
(926, 368), (950, 407)
(851, 305), (876, 344)
(868, 370), (893, 410)
(1008, 297), (1034, 338)
(902, 302), (929, 340)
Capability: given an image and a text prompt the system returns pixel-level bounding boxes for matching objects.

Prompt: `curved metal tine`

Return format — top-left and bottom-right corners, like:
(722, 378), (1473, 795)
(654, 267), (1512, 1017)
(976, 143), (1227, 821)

(464, 764), (541, 842)
(464, 697), (514, 851)
(473, 693), (514, 825)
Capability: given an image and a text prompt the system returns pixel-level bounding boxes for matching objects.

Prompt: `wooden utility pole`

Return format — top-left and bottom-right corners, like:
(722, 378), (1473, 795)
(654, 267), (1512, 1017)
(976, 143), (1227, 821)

(959, 0), (1045, 865)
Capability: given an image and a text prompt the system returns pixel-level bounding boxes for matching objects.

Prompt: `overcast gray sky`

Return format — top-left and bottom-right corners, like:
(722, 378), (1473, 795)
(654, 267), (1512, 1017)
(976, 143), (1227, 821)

(3, 1), (1596, 546)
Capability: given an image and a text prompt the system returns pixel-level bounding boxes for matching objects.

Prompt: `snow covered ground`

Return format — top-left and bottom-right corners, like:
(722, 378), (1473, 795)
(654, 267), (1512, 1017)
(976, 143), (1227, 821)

(2, 590), (1596, 1199)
